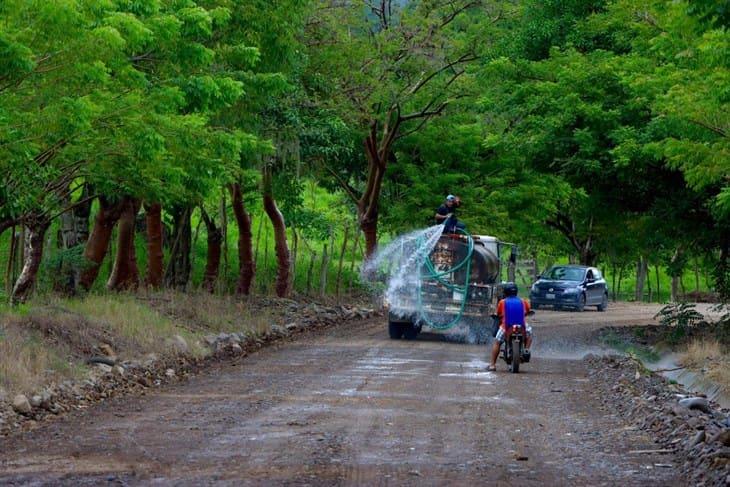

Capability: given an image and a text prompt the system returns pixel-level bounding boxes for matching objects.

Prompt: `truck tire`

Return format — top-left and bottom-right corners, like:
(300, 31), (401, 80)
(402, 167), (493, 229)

(388, 321), (404, 339)
(403, 323), (420, 340)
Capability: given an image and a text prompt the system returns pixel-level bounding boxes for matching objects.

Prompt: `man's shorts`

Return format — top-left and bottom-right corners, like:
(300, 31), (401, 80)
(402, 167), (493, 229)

(495, 323), (533, 344)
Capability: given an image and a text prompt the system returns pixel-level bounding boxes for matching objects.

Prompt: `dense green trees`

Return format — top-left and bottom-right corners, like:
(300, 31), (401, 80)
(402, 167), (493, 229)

(1, 0), (727, 303)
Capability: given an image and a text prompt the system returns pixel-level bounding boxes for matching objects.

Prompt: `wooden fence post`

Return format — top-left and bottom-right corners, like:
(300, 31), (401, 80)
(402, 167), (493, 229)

(348, 227), (361, 295)
(336, 224), (350, 299)
(319, 239), (329, 297)
(291, 228), (299, 289)
(307, 250), (317, 295)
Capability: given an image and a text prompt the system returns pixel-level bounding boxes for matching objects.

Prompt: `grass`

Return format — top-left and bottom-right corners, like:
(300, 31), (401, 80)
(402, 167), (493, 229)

(0, 323), (85, 396)
(0, 291), (279, 398)
(680, 339), (730, 390)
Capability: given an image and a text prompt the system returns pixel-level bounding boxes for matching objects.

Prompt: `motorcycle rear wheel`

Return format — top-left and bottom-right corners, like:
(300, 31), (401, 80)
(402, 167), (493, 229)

(510, 340), (521, 373)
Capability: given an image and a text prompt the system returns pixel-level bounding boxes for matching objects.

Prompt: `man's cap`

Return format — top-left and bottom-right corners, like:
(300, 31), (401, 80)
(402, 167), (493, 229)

(446, 194), (456, 201)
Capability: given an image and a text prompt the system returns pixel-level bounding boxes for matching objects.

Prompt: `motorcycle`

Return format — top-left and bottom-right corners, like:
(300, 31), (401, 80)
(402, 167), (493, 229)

(491, 310), (534, 373)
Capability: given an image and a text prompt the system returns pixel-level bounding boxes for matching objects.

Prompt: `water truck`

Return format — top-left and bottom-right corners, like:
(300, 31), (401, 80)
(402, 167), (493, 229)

(386, 231), (518, 343)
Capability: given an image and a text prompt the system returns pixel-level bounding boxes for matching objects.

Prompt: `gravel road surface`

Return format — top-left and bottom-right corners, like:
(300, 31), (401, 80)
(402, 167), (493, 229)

(0, 303), (684, 485)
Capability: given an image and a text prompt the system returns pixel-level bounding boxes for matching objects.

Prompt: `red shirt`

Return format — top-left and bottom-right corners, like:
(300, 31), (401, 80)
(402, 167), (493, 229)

(496, 298), (530, 326)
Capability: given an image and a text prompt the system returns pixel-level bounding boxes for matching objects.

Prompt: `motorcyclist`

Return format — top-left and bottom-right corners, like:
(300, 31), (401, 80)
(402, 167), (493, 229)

(487, 282), (532, 371)
(434, 194), (465, 233)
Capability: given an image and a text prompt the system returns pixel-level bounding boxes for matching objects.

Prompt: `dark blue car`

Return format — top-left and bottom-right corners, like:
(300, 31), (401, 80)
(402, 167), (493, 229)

(529, 265), (608, 311)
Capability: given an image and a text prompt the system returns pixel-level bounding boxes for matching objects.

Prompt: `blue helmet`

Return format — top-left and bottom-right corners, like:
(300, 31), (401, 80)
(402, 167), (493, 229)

(503, 282), (518, 297)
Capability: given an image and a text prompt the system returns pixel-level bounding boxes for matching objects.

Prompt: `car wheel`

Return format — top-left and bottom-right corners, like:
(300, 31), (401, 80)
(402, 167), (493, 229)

(576, 293), (586, 312)
(597, 293), (608, 312)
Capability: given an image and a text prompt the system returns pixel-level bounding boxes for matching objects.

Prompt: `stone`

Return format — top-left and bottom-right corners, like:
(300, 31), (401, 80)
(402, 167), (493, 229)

(165, 368), (176, 378)
(271, 325), (287, 336)
(679, 397), (712, 414)
(40, 390), (53, 409)
(12, 395), (31, 415)
(710, 429), (730, 447)
(29, 395), (42, 408)
(96, 363), (113, 374)
(285, 322), (299, 331)
(230, 343), (243, 354)
(689, 430), (706, 450)
(687, 417), (704, 430)
(113, 365), (125, 376)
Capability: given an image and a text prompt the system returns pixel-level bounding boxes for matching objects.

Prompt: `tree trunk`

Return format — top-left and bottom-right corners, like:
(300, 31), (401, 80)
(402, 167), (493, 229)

(164, 206), (192, 290)
(671, 275), (679, 302)
(319, 241), (329, 297)
(694, 258), (700, 293)
(262, 170), (290, 298)
(358, 117), (400, 259)
(611, 263), (617, 301)
(230, 183), (255, 295)
(617, 265), (625, 302)
(107, 198), (141, 291)
(79, 196), (127, 290)
(0, 219), (16, 239)
(144, 203), (164, 288)
(306, 250), (317, 294)
(655, 265), (661, 303)
(220, 193), (228, 290)
(291, 227), (299, 286)
(55, 189), (92, 294)
(669, 246), (684, 302)
(5, 226), (17, 295)
(201, 208), (222, 293)
(11, 218), (50, 304)
(635, 257), (647, 302)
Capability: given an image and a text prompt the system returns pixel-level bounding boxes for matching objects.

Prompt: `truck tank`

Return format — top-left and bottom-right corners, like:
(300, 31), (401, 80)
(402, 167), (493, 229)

(428, 235), (500, 284)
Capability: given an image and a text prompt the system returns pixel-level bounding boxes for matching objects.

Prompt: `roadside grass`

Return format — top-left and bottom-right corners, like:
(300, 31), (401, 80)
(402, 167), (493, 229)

(0, 291), (278, 398)
(680, 339), (730, 391)
(0, 322), (85, 396)
(142, 290), (274, 336)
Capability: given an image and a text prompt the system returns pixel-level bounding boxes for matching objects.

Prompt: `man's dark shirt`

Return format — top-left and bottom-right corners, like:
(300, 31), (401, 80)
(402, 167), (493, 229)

(435, 204), (455, 224)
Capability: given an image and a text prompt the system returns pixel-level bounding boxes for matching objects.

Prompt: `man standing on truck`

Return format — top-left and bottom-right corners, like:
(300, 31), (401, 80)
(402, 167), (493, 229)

(435, 194), (464, 233)
(487, 283), (532, 371)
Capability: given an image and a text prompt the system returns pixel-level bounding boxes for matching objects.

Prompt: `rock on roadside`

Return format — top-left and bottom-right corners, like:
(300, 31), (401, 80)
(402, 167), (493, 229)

(12, 395), (32, 415)
(587, 355), (730, 487)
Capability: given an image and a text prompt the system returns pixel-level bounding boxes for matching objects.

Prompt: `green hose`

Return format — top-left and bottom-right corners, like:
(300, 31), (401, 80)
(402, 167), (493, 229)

(416, 228), (474, 330)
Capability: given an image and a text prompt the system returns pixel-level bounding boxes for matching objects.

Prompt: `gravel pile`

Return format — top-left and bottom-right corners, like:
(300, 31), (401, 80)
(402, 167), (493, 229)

(587, 354), (730, 486)
(0, 301), (378, 438)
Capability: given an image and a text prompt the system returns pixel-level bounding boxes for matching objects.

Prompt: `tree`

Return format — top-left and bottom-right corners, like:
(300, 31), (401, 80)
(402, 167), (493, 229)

(305, 0), (500, 256)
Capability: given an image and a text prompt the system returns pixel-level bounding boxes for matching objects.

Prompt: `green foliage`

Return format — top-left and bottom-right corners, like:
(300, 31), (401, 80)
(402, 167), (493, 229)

(655, 302), (706, 329)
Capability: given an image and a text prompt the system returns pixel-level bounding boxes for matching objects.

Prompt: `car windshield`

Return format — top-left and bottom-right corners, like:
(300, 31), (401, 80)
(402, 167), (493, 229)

(543, 266), (585, 282)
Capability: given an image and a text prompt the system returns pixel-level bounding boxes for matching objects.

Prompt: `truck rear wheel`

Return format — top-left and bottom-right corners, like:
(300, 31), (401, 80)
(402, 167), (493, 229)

(403, 323), (421, 340)
(388, 321), (404, 339)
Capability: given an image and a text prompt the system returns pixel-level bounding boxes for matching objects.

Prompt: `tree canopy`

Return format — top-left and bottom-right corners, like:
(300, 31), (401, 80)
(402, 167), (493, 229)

(1, 0), (728, 302)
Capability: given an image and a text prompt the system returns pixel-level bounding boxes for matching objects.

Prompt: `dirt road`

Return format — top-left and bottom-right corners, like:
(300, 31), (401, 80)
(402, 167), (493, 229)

(0, 303), (684, 485)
